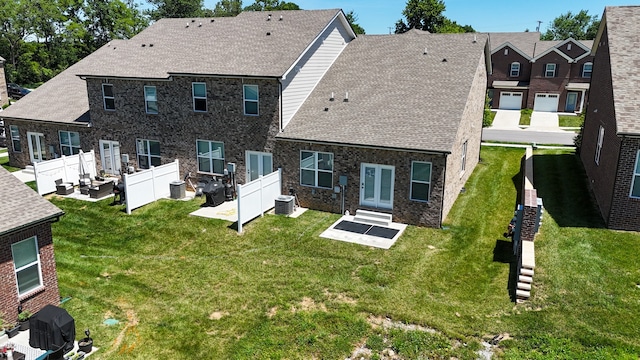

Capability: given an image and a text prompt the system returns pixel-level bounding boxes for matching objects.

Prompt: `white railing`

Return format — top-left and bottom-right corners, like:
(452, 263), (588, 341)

(33, 150), (97, 195)
(237, 168), (282, 233)
(123, 160), (180, 214)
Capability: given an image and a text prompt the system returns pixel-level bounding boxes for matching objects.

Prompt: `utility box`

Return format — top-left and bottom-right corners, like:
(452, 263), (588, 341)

(275, 195), (295, 215)
(170, 181), (186, 199)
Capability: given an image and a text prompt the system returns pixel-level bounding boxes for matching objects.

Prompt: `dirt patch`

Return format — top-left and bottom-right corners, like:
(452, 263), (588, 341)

(367, 315), (437, 333)
(266, 306), (278, 318)
(209, 311), (229, 320)
(291, 297), (327, 313)
(323, 289), (357, 305)
(102, 305), (140, 357)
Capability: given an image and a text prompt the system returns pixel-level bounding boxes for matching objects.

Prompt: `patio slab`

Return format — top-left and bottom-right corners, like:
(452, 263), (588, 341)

(2, 328), (98, 360)
(320, 214), (406, 249)
(190, 200), (238, 222)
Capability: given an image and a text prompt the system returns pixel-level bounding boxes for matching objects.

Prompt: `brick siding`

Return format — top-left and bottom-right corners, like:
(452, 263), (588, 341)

(608, 137), (640, 231)
(0, 223), (60, 324)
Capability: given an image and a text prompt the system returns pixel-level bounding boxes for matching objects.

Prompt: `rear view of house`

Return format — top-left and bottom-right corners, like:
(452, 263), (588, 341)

(0, 167), (64, 322)
(580, 6), (640, 231)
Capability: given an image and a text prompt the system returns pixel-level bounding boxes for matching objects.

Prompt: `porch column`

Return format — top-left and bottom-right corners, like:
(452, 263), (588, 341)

(578, 89), (586, 113)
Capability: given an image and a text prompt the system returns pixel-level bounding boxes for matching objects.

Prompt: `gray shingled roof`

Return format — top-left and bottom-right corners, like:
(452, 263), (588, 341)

(489, 32), (541, 57)
(78, 9), (343, 79)
(604, 6), (640, 135)
(0, 167), (64, 236)
(278, 31), (488, 153)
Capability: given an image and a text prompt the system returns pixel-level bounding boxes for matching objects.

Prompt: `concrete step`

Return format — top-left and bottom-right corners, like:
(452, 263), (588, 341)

(518, 275), (533, 283)
(516, 289), (530, 299)
(517, 282), (531, 291)
(520, 268), (534, 277)
(354, 209), (392, 226)
(24, 165), (35, 175)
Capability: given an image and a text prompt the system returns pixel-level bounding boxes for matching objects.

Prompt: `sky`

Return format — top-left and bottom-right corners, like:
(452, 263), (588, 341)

(201, 0), (639, 35)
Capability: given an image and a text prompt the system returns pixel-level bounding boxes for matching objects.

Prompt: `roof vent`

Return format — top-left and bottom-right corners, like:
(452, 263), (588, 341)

(279, 15), (283, 21)
(473, 34), (477, 43)
(141, 43), (146, 47)
(442, 58), (447, 62)
(186, 23), (189, 28)
(266, 32), (271, 36)
(198, 22), (202, 27)
(149, 43), (154, 47)
(343, 92), (349, 102)
(330, 92), (334, 101)
(267, 14), (271, 21)
(191, 19), (195, 22)
(324, 107), (329, 111)
(210, 19), (215, 22)
(423, 47), (428, 55)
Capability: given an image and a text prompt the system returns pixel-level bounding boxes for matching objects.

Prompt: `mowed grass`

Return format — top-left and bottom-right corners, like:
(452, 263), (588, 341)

(49, 147), (640, 359)
(0, 153), (22, 172)
(559, 114), (584, 128)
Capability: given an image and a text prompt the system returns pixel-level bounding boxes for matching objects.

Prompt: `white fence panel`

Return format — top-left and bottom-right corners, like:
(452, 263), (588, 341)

(237, 168), (281, 233)
(123, 160), (180, 214)
(33, 150), (97, 195)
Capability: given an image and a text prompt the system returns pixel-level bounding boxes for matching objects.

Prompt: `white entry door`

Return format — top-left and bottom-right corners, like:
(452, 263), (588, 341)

(27, 132), (46, 163)
(360, 163), (395, 209)
(246, 151), (273, 182)
(100, 140), (121, 175)
(533, 93), (559, 112)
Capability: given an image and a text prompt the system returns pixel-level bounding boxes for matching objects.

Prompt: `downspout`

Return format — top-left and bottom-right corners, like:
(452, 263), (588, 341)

(440, 154), (447, 228)
(278, 80), (283, 131)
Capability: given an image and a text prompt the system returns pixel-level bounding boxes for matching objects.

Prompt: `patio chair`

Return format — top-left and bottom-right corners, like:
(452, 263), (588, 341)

(55, 179), (74, 195)
(79, 173), (92, 187)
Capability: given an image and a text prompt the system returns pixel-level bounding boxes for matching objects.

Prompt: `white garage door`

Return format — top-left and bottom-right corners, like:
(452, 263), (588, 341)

(533, 93), (559, 112)
(499, 92), (523, 110)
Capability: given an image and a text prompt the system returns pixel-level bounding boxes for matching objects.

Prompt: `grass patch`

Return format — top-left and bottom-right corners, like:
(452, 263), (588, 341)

(0, 148), (7, 154)
(48, 147), (640, 359)
(0, 154), (21, 172)
(559, 114), (584, 128)
(519, 108), (532, 126)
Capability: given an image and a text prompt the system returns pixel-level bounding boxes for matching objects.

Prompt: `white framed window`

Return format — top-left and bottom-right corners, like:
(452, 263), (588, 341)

(197, 140), (225, 174)
(12, 236), (42, 296)
(102, 84), (115, 110)
(59, 130), (81, 156)
(10, 125), (21, 152)
(136, 139), (161, 169)
(243, 84), (259, 116)
(631, 150), (640, 198)
(461, 140), (468, 173)
(510, 62), (520, 77)
(192, 82), (207, 112)
(144, 86), (158, 114)
(503, 48), (508, 55)
(410, 161), (432, 202)
(595, 126), (604, 165)
(567, 43), (572, 51)
(300, 151), (333, 188)
(545, 63), (556, 77)
(582, 62), (593, 78)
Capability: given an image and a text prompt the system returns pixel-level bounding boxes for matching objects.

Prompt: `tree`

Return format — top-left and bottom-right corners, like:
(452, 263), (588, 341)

(395, 0), (473, 34)
(243, 0), (299, 11)
(213, 0), (242, 16)
(146, 0), (207, 20)
(541, 10), (600, 40)
(345, 10), (365, 35)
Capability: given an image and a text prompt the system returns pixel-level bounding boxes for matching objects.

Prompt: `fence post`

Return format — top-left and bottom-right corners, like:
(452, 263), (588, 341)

(237, 184), (243, 233)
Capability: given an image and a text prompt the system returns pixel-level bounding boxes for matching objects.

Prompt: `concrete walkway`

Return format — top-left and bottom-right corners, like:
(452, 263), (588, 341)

(527, 111), (560, 131)
(491, 110), (521, 129)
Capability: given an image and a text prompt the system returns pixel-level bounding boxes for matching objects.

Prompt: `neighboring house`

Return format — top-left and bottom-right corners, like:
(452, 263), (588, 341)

(580, 6), (640, 232)
(0, 166), (64, 322)
(276, 31), (490, 227)
(0, 10), (489, 228)
(0, 55), (7, 108)
(488, 32), (593, 113)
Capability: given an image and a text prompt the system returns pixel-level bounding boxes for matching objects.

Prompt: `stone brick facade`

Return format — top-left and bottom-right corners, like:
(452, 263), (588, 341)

(274, 141), (447, 227)
(3, 119), (92, 169)
(0, 223), (60, 324)
(86, 76), (281, 184)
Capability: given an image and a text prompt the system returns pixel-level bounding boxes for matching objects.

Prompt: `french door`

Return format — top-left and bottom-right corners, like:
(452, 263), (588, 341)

(100, 140), (121, 175)
(27, 132), (46, 163)
(360, 163), (395, 209)
(246, 151), (273, 182)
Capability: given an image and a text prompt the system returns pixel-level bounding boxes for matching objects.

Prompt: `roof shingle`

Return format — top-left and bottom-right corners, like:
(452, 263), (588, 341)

(277, 31), (488, 153)
(0, 167), (64, 236)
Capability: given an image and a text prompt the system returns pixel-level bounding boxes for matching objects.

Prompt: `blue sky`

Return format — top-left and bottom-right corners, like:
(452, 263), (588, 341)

(201, 0), (638, 34)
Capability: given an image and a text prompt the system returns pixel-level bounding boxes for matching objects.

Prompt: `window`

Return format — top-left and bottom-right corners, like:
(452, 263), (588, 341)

(503, 48), (508, 55)
(567, 43), (572, 51)
(144, 86), (158, 114)
(410, 161), (432, 202)
(631, 150), (640, 198)
(197, 140), (225, 174)
(461, 140), (468, 173)
(136, 139), (161, 169)
(545, 63), (556, 77)
(102, 84), (115, 110)
(243, 85), (259, 116)
(12, 237), (42, 296)
(300, 151), (333, 188)
(595, 126), (604, 165)
(10, 125), (21, 152)
(510, 62), (520, 77)
(582, 62), (593, 78)
(192, 82), (207, 112)
(59, 131), (81, 156)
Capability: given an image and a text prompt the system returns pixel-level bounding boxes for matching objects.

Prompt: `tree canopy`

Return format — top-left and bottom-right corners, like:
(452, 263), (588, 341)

(541, 10), (600, 40)
(345, 10), (365, 35)
(243, 0), (299, 11)
(395, 0), (474, 34)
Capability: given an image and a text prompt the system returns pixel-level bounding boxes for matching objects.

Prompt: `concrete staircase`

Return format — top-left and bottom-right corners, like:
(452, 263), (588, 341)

(24, 165), (35, 174)
(353, 209), (392, 227)
(516, 240), (535, 303)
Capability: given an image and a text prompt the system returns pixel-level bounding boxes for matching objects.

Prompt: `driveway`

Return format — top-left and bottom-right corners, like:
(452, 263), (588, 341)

(490, 110), (521, 129)
(527, 111), (560, 131)
(484, 110), (575, 145)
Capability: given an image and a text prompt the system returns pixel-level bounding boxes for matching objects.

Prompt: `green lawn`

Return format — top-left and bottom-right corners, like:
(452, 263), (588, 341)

(48, 147), (640, 359)
(0, 154), (22, 172)
(559, 114), (584, 128)
(520, 109), (532, 126)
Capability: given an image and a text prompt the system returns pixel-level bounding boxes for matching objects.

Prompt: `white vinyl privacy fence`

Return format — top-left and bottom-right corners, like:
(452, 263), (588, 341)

(237, 168), (282, 233)
(33, 150), (97, 195)
(123, 160), (180, 214)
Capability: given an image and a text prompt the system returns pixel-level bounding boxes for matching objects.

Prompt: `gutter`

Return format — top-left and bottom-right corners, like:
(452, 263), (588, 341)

(0, 212), (65, 238)
(0, 116), (91, 127)
(275, 137), (452, 155)
(440, 154), (447, 228)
